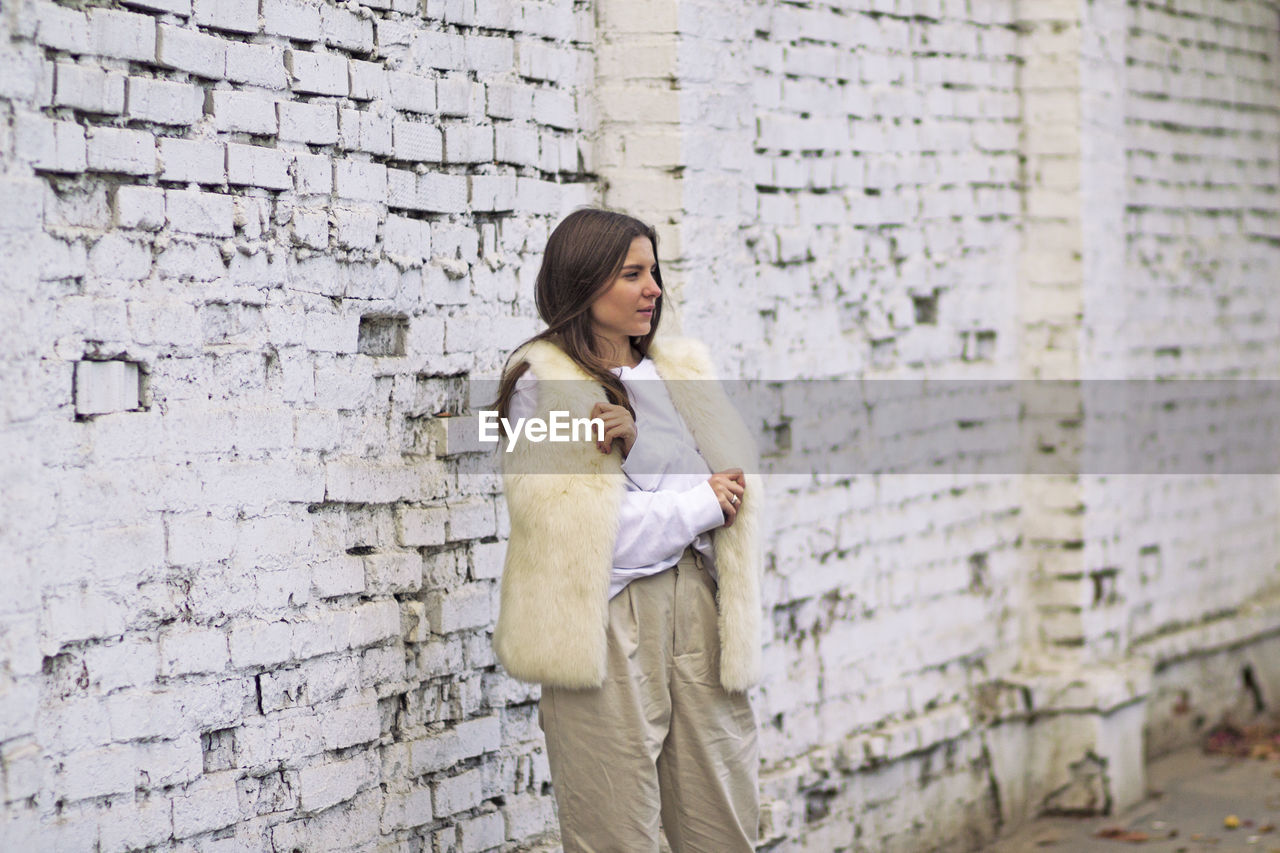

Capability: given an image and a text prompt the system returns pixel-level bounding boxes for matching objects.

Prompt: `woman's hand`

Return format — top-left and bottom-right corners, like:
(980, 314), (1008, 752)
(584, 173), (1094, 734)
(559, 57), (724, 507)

(708, 468), (746, 527)
(590, 402), (637, 458)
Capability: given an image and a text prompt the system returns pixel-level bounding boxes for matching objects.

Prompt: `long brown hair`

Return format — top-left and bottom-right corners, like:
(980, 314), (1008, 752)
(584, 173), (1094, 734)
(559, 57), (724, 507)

(494, 207), (664, 422)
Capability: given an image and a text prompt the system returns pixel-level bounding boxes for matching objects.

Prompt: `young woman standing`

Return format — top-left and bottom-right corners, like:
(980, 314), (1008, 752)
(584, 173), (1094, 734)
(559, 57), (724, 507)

(491, 207), (764, 852)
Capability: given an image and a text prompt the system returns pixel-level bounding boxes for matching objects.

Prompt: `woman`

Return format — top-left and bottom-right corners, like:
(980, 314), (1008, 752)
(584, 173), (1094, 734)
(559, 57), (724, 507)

(491, 207), (764, 852)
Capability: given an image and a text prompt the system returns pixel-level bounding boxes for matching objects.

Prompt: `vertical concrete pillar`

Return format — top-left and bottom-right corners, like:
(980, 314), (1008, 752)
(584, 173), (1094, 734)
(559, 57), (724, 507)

(1001, 0), (1150, 825)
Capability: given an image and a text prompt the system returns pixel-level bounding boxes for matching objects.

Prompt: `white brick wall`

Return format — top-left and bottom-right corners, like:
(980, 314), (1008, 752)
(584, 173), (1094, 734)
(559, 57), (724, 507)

(3, 0), (1279, 851)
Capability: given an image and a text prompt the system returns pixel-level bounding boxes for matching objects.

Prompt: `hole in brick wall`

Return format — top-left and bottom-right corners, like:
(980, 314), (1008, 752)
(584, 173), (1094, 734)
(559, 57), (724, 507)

(968, 552), (989, 593)
(201, 728), (236, 773)
(74, 357), (146, 419)
(414, 373), (469, 417)
(912, 290), (939, 324)
(1090, 568), (1119, 606)
(346, 545), (376, 556)
(805, 788), (837, 823)
(1242, 665), (1265, 713)
(962, 330), (997, 362)
(357, 315), (408, 357)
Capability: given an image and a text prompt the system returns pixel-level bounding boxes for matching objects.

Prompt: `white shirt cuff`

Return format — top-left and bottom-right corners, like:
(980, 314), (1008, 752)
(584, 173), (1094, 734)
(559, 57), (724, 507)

(679, 480), (726, 537)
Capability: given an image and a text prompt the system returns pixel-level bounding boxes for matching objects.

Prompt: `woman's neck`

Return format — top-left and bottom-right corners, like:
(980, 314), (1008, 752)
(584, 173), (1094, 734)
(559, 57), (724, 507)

(595, 336), (641, 369)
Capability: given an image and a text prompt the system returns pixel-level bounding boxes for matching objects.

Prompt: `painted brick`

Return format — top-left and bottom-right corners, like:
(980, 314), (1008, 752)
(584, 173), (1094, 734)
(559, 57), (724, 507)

(193, 0), (258, 35)
(349, 60), (389, 101)
(286, 49), (349, 96)
(225, 41), (288, 89)
(262, 0), (321, 40)
(156, 23), (227, 79)
(278, 100), (339, 145)
(320, 4), (373, 52)
(209, 89), (279, 134)
(159, 138), (226, 184)
(227, 143), (292, 190)
(35, 3), (90, 53)
(113, 185), (166, 230)
(126, 77), (203, 125)
(87, 126), (156, 175)
(14, 113), (86, 173)
(392, 116), (442, 162)
(293, 152), (333, 195)
(87, 8), (156, 61)
(387, 71), (435, 113)
(166, 189), (235, 236)
(418, 172), (467, 213)
(333, 159), (386, 202)
(54, 62), (125, 114)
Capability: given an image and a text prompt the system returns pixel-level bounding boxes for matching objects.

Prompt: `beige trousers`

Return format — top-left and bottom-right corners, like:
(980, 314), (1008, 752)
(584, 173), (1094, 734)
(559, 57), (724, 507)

(538, 548), (759, 853)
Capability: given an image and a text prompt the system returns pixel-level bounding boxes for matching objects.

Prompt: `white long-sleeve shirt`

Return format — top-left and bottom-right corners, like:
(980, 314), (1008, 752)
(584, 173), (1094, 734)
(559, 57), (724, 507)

(508, 356), (724, 598)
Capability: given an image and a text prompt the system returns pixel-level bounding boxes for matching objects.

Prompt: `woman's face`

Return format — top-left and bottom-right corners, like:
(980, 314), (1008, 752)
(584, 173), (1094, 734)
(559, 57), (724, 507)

(589, 236), (661, 346)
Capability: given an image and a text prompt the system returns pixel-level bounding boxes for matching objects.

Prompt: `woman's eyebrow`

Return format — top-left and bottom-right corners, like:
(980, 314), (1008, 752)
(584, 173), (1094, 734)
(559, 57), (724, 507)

(621, 263), (656, 270)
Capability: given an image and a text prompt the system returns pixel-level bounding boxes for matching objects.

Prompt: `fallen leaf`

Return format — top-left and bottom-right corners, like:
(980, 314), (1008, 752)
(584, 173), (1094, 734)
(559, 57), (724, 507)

(1225, 815), (1241, 829)
(1096, 826), (1150, 842)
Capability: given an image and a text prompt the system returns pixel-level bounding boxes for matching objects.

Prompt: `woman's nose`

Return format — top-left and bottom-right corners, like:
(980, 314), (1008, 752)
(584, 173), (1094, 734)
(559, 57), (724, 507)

(644, 276), (661, 296)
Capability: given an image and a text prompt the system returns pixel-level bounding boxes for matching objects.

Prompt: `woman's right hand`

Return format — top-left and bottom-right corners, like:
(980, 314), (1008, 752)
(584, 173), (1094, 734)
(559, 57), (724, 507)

(708, 468), (746, 527)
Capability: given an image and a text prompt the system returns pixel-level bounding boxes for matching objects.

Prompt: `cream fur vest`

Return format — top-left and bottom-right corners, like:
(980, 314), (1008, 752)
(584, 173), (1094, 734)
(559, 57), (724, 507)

(493, 336), (763, 693)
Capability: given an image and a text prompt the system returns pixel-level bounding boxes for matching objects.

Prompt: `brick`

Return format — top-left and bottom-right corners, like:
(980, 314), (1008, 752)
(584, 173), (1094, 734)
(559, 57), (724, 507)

(333, 159), (386, 202)
(293, 152), (332, 194)
(464, 34), (513, 73)
(159, 625), (229, 676)
(35, 3), (90, 53)
(425, 583), (490, 634)
(391, 117), (442, 162)
(54, 62), (125, 114)
(387, 71), (435, 113)
(209, 89), (279, 134)
(436, 75), (475, 117)
(286, 49), (349, 96)
(299, 754), (370, 813)
(278, 100), (338, 144)
(349, 60), (388, 101)
(432, 768), (482, 817)
(88, 8), (156, 62)
(443, 125), (493, 164)
(417, 173), (467, 213)
(332, 206), (378, 249)
(458, 811), (505, 853)
(193, 0), (259, 34)
(126, 77), (203, 125)
(320, 4), (373, 52)
(89, 233), (153, 281)
(312, 555), (365, 598)
(87, 126), (156, 175)
(228, 618), (294, 668)
(225, 41), (287, 89)
(227, 143), (292, 190)
(159, 138), (226, 184)
(382, 215), (428, 266)
(166, 189), (235, 236)
(495, 123), (538, 168)
(338, 107), (393, 155)
(172, 773), (239, 838)
(156, 24), (227, 79)
(469, 174), (515, 212)
(263, 0), (321, 41)
(14, 113), (86, 173)
(113, 186), (166, 230)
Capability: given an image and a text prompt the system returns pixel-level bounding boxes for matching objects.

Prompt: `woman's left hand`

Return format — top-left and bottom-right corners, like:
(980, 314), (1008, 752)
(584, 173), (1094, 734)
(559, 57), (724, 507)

(590, 402), (637, 458)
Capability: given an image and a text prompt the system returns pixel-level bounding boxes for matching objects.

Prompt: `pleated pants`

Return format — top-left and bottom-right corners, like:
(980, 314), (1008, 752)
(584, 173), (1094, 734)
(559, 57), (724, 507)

(538, 547), (759, 853)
